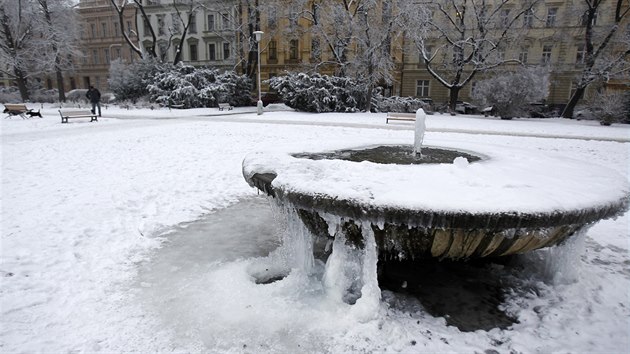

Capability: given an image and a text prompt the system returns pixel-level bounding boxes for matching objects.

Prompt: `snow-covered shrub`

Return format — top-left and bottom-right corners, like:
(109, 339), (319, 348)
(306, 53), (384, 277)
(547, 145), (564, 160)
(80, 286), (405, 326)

(0, 87), (22, 103)
(147, 63), (252, 109)
(588, 91), (628, 125)
(373, 94), (430, 113)
(29, 89), (59, 103)
(108, 58), (168, 103)
(216, 71), (253, 107)
(268, 73), (367, 112)
(472, 67), (549, 119)
(65, 89), (88, 103)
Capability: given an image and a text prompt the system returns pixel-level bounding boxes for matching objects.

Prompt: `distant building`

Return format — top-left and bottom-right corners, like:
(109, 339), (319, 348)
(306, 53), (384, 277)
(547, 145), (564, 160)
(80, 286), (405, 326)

(400, 0), (630, 107)
(136, 0), (237, 70)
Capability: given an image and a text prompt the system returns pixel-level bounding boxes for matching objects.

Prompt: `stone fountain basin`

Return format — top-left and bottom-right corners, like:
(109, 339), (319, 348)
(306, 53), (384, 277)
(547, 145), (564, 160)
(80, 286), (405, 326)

(243, 141), (629, 260)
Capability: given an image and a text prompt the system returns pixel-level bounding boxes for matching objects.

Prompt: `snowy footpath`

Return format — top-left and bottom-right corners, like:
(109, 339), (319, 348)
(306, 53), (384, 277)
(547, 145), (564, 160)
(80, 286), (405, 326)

(1, 107), (629, 353)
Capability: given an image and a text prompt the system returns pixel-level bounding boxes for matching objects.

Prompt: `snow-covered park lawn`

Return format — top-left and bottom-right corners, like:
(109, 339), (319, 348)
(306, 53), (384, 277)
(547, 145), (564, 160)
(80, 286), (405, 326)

(1, 105), (629, 353)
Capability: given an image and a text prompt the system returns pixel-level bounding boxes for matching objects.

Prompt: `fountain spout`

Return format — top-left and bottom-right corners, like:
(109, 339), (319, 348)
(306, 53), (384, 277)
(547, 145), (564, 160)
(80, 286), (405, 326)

(413, 108), (426, 156)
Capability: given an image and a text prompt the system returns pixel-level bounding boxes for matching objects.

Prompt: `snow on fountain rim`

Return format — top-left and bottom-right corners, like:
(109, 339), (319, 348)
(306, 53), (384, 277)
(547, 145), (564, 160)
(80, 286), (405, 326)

(242, 138), (629, 216)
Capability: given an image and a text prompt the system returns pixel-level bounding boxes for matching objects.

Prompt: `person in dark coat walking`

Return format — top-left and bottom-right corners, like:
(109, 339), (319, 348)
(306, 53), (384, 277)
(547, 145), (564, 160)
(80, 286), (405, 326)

(86, 86), (102, 117)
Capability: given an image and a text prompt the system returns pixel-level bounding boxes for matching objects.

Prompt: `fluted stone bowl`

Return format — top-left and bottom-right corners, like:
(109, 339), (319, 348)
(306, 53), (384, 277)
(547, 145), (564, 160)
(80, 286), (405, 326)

(243, 143), (629, 260)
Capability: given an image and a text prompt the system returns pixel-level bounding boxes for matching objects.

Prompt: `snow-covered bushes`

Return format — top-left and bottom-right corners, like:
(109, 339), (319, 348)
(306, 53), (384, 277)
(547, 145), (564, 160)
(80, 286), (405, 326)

(108, 58), (168, 103)
(373, 93), (430, 113)
(588, 91), (628, 125)
(146, 63), (252, 109)
(268, 73), (367, 112)
(472, 67), (549, 119)
(0, 87), (22, 104)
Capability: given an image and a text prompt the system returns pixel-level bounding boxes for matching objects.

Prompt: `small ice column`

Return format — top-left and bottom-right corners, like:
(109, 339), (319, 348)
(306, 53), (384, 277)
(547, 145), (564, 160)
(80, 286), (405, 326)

(413, 108), (427, 156)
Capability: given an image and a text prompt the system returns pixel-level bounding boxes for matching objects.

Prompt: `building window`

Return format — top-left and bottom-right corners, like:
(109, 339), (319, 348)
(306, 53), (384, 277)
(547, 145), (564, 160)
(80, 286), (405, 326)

(115, 48), (121, 60)
(421, 46), (433, 63)
(311, 38), (320, 60)
(101, 23), (108, 37)
(523, 9), (533, 28)
(519, 50), (528, 64)
(104, 48), (110, 64)
(208, 43), (216, 61)
(221, 13), (229, 29)
(207, 14), (214, 31)
(416, 80), (430, 97)
(289, 39), (299, 60)
(92, 49), (99, 64)
(126, 20), (132, 35)
(576, 44), (585, 64)
(143, 16), (151, 35)
(91, 23), (96, 38)
(268, 7), (277, 28)
(541, 45), (552, 64)
(546, 8), (557, 27)
(113, 22), (119, 37)
(189, 14), (197, 33)
(82, 50), (88, 64)
(189, 43), (198, 61)
(223, 42), (230, 59)
(268, 40), (277, 60)
(172, 14), (181, 34)
(581, 10), (598, 26)
(157, 15), (165, 35)
(500, 9), (510, 28)
(158, 42), (168, 60)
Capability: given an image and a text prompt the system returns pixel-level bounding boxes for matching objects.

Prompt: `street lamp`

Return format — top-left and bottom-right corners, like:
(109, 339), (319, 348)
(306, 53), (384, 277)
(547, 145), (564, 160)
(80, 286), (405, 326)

(253, 30), (264, 115)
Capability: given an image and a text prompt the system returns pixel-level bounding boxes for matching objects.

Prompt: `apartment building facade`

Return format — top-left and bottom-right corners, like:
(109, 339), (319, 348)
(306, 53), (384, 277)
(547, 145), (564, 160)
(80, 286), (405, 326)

(136, 0), (237, 70)
(400, 1), (629, 106)
(43, 0), (628, 104)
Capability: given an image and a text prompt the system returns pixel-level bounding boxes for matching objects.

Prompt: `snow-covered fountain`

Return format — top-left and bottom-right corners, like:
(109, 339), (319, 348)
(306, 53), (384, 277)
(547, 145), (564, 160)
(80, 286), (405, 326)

(242, 109), (629, 304)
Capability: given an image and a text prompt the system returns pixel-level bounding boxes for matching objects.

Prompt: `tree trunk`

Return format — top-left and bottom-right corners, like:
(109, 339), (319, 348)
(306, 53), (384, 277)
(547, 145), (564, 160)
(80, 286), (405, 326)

(561, 87), (585, 118)
(55, 69), (66, 102)
(14, 68), (29, 101)
(365, 85), (373, 112)
(449, 87), (461, 112)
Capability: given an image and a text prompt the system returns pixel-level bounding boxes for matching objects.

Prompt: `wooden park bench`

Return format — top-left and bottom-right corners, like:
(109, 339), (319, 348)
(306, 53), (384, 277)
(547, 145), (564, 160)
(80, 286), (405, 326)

(3, 103), (40, 119)
(218, 103), (233, 111)
(386, 112), (416, 124)
(58, 109), (98, 123)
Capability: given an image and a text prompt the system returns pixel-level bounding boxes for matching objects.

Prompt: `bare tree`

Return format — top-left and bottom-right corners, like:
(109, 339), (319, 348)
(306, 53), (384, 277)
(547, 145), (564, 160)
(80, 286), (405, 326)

(0, 0), (36, 100)
(288, 0), (427, 111)
(561, 0), (630, 118)
(108, 0), (202, 64)
(35, 0), (80, 102)
(409, 0), (540, 111)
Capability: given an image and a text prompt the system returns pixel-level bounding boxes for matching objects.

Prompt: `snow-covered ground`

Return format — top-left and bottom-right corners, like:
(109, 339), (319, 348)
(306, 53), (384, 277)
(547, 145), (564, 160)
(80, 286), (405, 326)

(1, 106), (629, 353)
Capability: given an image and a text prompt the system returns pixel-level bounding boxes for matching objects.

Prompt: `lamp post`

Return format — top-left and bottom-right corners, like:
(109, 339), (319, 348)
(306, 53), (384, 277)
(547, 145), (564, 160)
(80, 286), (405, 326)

(253, 30), (264, 115)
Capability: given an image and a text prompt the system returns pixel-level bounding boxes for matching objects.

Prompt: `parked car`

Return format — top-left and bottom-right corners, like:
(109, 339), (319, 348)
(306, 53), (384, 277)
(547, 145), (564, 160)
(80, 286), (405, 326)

(455, 101), (477, 114)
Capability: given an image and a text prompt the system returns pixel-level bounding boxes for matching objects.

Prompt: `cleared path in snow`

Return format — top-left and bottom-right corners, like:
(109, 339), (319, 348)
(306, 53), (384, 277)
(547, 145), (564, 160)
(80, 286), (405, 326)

(193, 115), (630, 143)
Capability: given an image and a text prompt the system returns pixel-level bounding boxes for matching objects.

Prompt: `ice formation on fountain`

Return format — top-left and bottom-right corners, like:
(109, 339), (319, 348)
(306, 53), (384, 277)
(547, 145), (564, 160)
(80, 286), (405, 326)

(242, 115), (629, 308)
(413, 108), (426, 156)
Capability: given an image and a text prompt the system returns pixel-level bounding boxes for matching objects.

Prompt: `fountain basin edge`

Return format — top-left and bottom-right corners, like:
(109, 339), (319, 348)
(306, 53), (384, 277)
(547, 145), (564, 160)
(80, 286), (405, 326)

(243, 143), (629, 260)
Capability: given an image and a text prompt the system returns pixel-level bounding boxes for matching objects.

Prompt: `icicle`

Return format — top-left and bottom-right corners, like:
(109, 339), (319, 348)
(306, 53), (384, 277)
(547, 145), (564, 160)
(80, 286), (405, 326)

(350, 222), (382, 322)
(267, 199), (315, 274)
